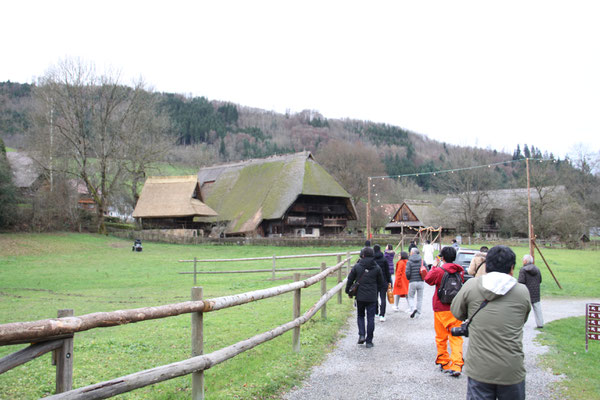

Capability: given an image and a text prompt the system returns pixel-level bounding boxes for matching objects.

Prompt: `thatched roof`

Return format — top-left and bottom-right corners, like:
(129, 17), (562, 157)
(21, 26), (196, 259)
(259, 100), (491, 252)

(132, 175), (217, 218)
(438, 186), (567, 229)
(196, 151), (357, 234)
(440, 186), (567, 211)
(6, 152), (42, 189)
(386, 200), (443, 229)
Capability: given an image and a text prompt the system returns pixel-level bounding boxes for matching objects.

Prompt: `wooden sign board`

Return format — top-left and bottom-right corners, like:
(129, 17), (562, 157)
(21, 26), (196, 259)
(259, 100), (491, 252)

(586, 303), (600, 352)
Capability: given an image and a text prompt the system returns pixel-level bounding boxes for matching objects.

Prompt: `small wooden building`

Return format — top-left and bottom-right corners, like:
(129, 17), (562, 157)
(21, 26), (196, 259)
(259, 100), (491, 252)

(195, 152), (357, 237)
(132, 175), (218, 230)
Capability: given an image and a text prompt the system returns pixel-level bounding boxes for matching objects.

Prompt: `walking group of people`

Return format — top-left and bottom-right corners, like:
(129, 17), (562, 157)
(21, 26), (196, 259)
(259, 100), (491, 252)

(345, 240), (544, 400)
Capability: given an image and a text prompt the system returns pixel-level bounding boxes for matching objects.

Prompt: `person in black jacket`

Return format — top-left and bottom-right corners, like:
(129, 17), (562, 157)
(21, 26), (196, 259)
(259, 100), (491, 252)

(345, 247), (384, 348)
(518, 254), (544, 328)
(373, 244), (392, 322)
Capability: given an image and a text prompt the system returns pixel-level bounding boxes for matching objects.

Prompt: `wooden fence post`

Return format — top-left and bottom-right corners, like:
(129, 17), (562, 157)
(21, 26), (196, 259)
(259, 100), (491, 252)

(292, 273), (301, 352)
(272, 255), (276, 280)
(193, 257), (198, 286)
(346, 252), (351, 275)
(337, 255), (342, 304)
(55, 309), (73, 394)
(321, 263), (327, 319)
(191, 287), (204, 400)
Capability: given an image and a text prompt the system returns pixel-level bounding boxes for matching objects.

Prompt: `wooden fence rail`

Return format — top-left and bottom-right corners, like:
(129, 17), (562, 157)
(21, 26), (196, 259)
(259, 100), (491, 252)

(44, 281), (346, 400)
(178, 251), (359, 283)
(0, 254), (356, 399)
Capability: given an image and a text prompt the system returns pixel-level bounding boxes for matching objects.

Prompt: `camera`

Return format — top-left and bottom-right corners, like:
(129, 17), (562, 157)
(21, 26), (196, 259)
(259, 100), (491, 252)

(451, 321), (469, 337)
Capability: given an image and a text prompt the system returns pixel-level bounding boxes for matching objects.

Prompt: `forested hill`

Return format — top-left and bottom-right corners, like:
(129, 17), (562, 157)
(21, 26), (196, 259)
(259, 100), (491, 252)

(2, 79), (599, 236)
(2, 80), (552, 187)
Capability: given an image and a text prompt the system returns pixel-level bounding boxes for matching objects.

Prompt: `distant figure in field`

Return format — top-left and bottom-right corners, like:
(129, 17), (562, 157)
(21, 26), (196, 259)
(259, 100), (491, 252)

(519, 254), (544, 328)
(451, 239), (459, 250)
(468, 246), (489, 277)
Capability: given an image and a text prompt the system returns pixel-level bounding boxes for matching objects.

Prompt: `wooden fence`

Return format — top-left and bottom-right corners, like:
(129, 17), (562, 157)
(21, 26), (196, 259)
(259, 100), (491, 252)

(0, 254), (356, 399)
(178, 251), (360, 283)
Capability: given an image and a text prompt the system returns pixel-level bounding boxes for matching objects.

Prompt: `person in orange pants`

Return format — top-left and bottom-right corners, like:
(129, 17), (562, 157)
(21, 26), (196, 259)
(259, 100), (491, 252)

(425, 246), (465, 377)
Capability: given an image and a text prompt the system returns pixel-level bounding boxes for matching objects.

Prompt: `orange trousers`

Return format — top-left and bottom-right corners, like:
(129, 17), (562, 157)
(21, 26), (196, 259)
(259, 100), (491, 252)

(434, 311), (464, 372)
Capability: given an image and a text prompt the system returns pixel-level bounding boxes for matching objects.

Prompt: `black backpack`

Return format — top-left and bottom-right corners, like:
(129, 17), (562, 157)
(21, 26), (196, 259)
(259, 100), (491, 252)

(437, 266), (463, 304)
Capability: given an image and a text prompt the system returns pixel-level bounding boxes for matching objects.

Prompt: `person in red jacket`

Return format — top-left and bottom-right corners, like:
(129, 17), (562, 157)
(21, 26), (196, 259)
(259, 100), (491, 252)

(425, 246), (465, 377)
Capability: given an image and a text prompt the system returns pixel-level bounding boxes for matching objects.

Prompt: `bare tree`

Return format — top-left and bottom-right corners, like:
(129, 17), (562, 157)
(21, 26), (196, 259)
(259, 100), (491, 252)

(120, 90), (173, 208)
(31, 58), (171, 233)
(315, 139), (386, 204)
(435, 153), (497, 235)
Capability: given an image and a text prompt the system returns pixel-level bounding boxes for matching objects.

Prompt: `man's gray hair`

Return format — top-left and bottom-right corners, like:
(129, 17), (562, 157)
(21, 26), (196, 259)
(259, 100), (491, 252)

(522, 254), (534, 264)
(410, 248), (419, 255)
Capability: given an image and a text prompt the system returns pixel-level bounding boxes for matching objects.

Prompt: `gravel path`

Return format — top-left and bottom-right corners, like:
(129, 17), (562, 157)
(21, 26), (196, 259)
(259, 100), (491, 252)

(282, 284), (599, 400)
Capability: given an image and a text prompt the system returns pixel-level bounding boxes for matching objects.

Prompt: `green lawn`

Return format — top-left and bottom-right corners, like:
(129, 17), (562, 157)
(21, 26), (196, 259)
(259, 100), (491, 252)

(0, 233), (355, 399)
(538, 317), (600, 399)
(458, 243), (600, 298)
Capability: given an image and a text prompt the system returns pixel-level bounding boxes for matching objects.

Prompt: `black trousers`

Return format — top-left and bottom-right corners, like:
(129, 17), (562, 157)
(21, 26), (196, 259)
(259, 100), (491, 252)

(467, 377), (525, 400)
(378, 289), (387, 317)
(356, 301), (377, 343)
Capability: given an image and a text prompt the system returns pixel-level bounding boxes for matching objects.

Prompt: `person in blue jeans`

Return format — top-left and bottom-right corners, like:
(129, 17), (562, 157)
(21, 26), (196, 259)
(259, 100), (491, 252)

(345, 247), (384, 348)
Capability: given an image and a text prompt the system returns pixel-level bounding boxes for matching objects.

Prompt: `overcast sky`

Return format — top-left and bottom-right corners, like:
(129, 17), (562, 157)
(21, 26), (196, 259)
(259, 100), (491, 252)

(2, 1), (599, 158)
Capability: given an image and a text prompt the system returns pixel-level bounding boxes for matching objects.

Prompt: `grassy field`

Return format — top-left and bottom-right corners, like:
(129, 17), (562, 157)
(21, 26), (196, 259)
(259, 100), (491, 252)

(538, 317), (600, 399)
(460, 243), (600, 298)
(1, 235), (599, 399)
(0, 233), (356, 399)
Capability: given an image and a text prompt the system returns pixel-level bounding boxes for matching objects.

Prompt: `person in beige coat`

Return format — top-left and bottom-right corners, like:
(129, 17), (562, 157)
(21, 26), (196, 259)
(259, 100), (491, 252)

(467, 246), (488, 277)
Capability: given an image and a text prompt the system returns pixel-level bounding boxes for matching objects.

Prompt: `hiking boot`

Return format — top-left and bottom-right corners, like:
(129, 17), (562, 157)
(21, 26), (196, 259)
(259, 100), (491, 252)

(358, 335), (366, 344)
(365, 342), (374, 348)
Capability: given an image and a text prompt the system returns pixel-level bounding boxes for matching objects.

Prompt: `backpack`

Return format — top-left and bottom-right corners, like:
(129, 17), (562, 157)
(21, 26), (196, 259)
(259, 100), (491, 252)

(437, 266), (463, 304)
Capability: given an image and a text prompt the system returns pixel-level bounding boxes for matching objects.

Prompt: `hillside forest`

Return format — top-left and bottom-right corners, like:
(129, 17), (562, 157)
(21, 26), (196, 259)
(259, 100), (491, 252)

(1, 59), (599, 241)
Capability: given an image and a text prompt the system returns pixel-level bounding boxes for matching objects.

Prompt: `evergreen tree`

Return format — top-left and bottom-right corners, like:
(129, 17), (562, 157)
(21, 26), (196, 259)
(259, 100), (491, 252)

(513, 144), (522, 160)
(523, 144), (531, 158)
(0, 138), (18, 228)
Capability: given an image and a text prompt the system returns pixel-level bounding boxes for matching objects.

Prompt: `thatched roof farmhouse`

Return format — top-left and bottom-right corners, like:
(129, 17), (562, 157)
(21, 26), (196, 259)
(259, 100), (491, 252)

(196, 151), (357, 237)
(132, 175), (217, 229)
(439, 186), (567, 234)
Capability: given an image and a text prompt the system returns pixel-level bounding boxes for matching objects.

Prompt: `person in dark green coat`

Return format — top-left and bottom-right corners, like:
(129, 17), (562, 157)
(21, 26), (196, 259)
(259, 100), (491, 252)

(451, 245), (531, 400)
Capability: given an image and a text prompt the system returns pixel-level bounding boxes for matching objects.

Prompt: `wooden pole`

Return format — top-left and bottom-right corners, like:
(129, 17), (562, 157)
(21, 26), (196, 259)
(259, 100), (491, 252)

(337, 255), (343, 304)
(321, 263), (327, 319)
(272, 255), (276, 280)
(191, 287), (204, 400)
(193, 257), (197, 286)
(55, 309), (73, 394)
(366, 177), (372, 240)
(346, 252), (351, 276)
(526, 158), (534, 259)
(292, 273), (301, 352)
(45, 281), (347, 400)
(401, 225), (404, 251)
(532, 240), (563, 289)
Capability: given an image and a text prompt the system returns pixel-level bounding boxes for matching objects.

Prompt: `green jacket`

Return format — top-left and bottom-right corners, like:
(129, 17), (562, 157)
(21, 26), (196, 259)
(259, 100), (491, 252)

(451, 272), (531, 385)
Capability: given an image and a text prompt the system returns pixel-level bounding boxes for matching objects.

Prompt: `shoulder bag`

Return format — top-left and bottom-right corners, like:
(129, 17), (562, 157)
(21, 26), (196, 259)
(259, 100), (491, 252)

(348, 267), (367, 298)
